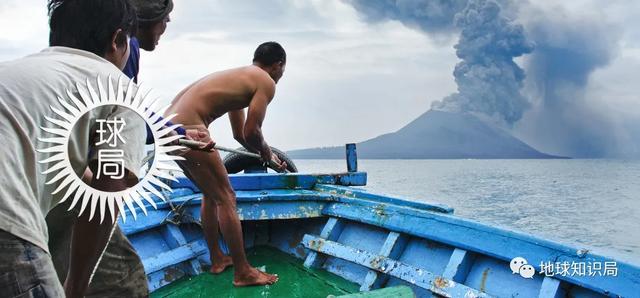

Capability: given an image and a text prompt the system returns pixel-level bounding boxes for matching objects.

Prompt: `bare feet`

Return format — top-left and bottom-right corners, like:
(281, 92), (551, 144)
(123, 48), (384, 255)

(233, 267), (279, 287)
(209, 255), (233, 274)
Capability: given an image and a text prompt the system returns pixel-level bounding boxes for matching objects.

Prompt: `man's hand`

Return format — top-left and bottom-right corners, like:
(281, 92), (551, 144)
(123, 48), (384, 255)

(168, 128), (215, 155)
(261, 150), (287, 172)
(184, 128), (215, 150)
(270, 153), (288, 172)
(259, 147), (273, 166)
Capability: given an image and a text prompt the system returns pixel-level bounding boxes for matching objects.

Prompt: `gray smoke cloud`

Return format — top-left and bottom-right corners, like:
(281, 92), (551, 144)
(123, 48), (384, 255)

(347, 0), (533, 125)
(514, 10), (628, 157)
(430, 0), (533, 124)
(346, 0), (467, 34)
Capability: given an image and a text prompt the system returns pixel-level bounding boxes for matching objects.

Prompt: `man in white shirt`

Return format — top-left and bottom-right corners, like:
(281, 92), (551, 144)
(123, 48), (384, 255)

(0, 0), (145, 297)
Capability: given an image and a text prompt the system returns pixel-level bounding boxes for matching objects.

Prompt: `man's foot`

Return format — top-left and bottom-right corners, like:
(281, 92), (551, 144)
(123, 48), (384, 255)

(233, 267), (279, 287)
(209, 256), (233, 274)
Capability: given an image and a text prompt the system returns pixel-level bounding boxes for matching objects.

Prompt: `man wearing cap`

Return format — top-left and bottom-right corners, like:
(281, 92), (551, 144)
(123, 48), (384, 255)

(123, 0), (173, 83)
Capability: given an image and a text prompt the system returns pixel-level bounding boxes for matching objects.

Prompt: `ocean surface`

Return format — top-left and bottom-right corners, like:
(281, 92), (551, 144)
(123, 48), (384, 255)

(294, 159), (640, 264)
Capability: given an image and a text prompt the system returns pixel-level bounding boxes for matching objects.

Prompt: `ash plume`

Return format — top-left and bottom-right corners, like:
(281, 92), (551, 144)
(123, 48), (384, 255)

(346, 0), (533, 125)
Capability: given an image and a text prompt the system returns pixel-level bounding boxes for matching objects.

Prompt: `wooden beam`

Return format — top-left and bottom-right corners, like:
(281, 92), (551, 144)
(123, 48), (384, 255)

(161, 224), (201, 275)
(442, 248), (475, 283)
(538, 277), (562, 298)
(346, 143), (358, 173)
(360, 231), (409, 291)
(142, 240), (207, 274)
(302, 235), (491, 298)
(304, 217), (345, 268)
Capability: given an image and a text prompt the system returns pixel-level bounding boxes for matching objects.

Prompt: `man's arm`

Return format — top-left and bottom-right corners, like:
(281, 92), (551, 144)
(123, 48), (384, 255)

(229, 109), (254, 151)
(243, 80), (274, 162)
(243, 78), (287, 171)
(63, 166), (133, 298)
(64, 103), (145, 297)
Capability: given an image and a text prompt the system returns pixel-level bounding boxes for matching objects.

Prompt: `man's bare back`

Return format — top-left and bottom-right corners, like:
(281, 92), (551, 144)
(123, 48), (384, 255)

(166, 65), (276, 127)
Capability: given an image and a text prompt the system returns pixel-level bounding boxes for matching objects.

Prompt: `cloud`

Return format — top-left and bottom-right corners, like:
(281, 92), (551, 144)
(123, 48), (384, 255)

(0, 1), (49, 60)
(138, 0), (459, 150)
(513, 2), (639, 157)
(345, 0), (466, 35)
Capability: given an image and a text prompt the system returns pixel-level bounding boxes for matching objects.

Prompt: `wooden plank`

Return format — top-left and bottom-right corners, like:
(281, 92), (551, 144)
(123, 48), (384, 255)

(322, 201), (640, 297)
(170, 172), (367, 192)
(121, 200), (327, 235)
(304, 217), (345, 268)
(316, 184), (453, 214)
(302, 235), (491, 298)
(538, 277), (562, 298)
(142, 240), (207, 274)
(129, 189), (332, 214)
(120, 209), (168, 235)
(442, 248), (475, 283)
(161, 224), (187, 247)
(361, 232), (409, 291)
(331, 285), (414, 298)
(236, 201), (327, 221)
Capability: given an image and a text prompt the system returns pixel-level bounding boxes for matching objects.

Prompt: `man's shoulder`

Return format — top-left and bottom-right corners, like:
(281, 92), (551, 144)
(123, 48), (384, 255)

(33, 47), (122, 76)
(0, 48), (127, 93)
(242, 66), (275, 88)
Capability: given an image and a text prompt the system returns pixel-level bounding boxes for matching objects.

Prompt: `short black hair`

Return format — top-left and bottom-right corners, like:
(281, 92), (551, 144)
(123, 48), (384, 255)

(253, 42), (286, 65)
(48, 0), (137, 57)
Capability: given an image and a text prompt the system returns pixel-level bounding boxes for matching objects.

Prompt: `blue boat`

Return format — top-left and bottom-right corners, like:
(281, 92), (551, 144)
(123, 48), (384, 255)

(120, 145), (640, 297)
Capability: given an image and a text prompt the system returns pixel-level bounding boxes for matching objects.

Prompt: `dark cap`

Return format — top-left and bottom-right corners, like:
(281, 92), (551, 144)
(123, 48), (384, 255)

(130, 0), (173, 24)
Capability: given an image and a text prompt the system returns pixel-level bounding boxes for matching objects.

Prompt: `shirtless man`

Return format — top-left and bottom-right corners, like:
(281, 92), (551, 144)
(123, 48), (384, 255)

(164, 42), (287, 286)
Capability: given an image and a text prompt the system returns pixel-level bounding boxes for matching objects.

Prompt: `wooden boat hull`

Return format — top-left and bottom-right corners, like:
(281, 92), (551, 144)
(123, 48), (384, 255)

(119, 172), (640, 297)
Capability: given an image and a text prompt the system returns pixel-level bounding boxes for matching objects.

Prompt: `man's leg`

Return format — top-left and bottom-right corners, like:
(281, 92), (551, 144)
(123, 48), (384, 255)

(201, 196), (233, 273)
(182, 168), (232, 273)
(180, 147), (278, 286)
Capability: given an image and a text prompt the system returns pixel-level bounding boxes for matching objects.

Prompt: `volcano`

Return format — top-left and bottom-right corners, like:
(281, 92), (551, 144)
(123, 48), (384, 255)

(287, 110), (562, 159)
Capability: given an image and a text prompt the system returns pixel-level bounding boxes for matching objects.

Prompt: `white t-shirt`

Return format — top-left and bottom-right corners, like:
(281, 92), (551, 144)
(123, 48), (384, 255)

(0, 47), (146, 252)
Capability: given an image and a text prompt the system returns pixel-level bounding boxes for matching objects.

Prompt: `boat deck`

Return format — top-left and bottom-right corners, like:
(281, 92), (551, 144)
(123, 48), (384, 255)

(151, 246), (360, 298)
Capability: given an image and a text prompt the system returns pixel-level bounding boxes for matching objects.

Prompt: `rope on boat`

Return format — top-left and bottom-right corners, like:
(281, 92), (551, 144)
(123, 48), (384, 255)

(160, 184), (202, 226)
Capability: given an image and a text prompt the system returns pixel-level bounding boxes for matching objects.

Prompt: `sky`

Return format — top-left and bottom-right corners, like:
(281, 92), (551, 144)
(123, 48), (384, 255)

(1, 0), (639, 157)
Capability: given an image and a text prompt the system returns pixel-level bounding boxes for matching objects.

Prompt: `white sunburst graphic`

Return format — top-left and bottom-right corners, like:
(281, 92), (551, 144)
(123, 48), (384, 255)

(38, 76), (186, 224)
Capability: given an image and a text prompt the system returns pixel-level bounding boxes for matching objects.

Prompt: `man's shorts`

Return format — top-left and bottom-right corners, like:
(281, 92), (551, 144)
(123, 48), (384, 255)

(0, 229), (65, 297)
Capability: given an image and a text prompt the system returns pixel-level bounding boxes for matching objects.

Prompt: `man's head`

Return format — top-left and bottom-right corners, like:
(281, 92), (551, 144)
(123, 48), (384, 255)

(253, 42), (287, 83)
(48, 0), (137, 70)
(130, 0), (173, 51)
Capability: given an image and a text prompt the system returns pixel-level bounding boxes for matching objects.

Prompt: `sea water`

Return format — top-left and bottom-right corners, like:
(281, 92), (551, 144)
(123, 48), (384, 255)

(295, 159), (640, 264)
